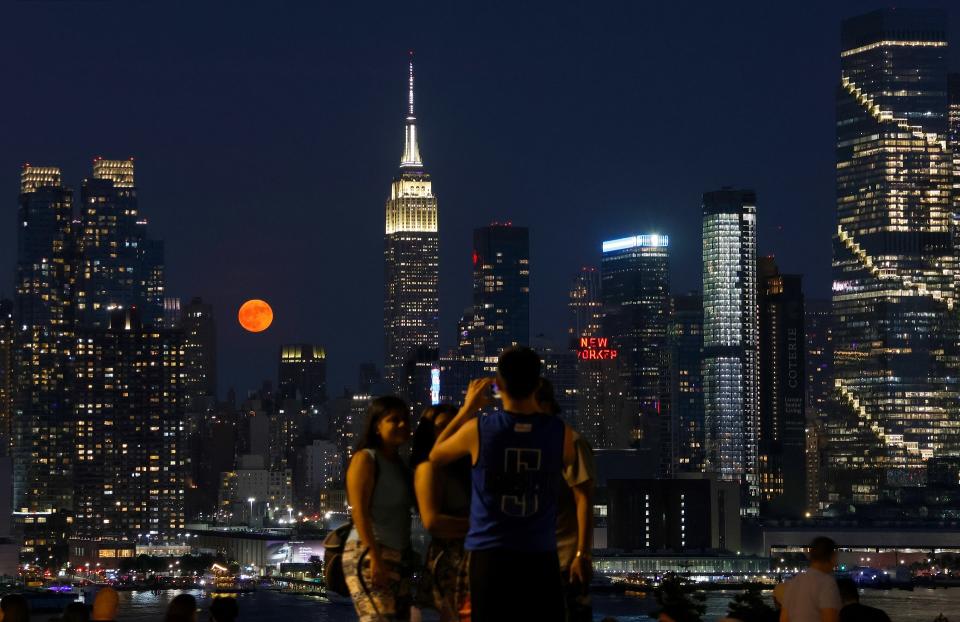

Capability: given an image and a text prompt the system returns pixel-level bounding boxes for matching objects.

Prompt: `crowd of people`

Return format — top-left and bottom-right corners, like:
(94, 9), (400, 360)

(342, 346), (596, 621)
(0, 587), (239, 622)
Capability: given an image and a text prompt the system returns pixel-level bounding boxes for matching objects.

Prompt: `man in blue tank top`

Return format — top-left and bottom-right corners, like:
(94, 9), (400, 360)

(430, 347), (583, 622)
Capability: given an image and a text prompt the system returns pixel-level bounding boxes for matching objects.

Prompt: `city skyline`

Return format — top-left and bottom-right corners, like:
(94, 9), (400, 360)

(1, 2), (958, 396)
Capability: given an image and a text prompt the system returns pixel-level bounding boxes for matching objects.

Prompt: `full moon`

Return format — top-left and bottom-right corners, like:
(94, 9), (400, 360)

(238, 299), (273, 333)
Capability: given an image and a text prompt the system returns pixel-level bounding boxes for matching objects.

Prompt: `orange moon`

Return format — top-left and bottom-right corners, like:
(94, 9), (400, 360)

(238, 299), (273, 333)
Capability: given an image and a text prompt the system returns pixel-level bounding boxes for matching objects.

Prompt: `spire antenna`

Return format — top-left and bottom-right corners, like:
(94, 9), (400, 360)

(400, 50), (423, 168)
(408, 50), (415, 118)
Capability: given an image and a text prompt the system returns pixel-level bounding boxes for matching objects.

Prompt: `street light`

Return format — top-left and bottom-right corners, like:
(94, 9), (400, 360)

(248, 498), (256, 526)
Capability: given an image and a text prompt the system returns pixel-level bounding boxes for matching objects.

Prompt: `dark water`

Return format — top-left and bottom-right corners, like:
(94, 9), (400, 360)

(108, 587), (960, 622)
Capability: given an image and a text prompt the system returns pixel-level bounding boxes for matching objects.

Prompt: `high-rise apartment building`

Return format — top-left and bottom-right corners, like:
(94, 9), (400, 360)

(601, 234), (671, 476)
(182, 297), (217, 408)
(384, 56), (439, 393)
(702, 188), (759, 515)
(757, 257), (805, 518)
(470, 224), (530, 358)
(278, 344), (327, 408)
(73, 308), (186, 537)
(13, 166), (76, 514)
(829, 9), (960, 505)
(76, 158), (164, 329)
(668, 292), (704, 473)
(0, 299), (13, 453)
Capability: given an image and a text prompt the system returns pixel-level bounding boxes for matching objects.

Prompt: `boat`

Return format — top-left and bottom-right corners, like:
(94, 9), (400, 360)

(204, 564), (256, 595)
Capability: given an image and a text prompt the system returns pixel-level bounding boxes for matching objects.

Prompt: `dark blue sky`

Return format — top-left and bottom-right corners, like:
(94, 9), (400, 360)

(1, 1), (957, 397)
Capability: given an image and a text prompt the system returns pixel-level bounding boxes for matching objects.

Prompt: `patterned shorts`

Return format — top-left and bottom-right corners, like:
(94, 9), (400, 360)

(425, 538), (470, 622)
(342, 540), (412, 621)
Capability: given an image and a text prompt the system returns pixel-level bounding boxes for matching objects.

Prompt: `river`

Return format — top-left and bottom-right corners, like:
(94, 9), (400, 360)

(104, 586), (960, 621)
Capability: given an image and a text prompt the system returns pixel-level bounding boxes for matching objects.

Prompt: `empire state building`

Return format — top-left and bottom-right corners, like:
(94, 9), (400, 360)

(384, 54), (439, 394)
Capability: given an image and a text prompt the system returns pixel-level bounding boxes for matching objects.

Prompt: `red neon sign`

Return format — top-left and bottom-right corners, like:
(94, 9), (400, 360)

(577, 337), (618, 361)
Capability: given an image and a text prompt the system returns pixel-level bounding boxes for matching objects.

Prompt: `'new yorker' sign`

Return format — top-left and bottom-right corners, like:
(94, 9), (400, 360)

(578, 337), (618, 360)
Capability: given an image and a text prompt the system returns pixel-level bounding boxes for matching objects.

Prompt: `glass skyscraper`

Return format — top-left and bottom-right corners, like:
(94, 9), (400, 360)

(0, 299), (13, 453)
(702, 188), (759, 515)
(601, 234), (671, 476)
(469, 224), (530, 358)
(828, 9), (960, 506)
(384, 56), (439, 393)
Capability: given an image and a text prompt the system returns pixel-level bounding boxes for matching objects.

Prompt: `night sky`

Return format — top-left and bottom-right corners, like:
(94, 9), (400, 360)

(1, 1), (958, 398)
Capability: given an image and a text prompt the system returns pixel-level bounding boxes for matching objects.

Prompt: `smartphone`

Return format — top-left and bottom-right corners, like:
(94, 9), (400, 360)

(491, 381), (501, 400)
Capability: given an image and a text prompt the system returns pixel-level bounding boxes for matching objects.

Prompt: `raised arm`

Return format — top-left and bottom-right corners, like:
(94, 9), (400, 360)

(430, 418), (479, 466)
(433, 378), (492, 448)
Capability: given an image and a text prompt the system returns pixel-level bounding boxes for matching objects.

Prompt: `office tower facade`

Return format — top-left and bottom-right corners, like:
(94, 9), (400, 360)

(829, 9), (959, 505)
(163, 297), (182, 329)
(278, 344), (327, 408)
(601, 235), (671, 475)
(384, 56), (439, 393)
(75, 158), (164, 328)
(569, 267), (621, 448)
(569, 267), (603, 344)
(702, 188), (759, 515)
(0, 299), (12, 452)
(73, 308), (186, 537)
(470, 224), (530, 358)
(804, 300), (832, 512)
(13, 166), (76, 513)
(949, 74), (960, 271)
(668, 292), (704, 473)
(182, 297), (218, 408)
(757, 257), (805, 518)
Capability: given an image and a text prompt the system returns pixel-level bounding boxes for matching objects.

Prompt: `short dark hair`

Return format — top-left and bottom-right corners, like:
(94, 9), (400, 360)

(410, 403), (458, 467)
(808, 536), (837, 563)
(355, 395), (410, 452)
(836, 577), (859, 603)
(535, 377), (561, 415)
(209, 595), (240, 622)
(165, 594), (198, 622)
(497, 347), (541, 400)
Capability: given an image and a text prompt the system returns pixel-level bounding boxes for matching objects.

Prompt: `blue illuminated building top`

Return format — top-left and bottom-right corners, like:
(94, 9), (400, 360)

(602, 234), (669, 253)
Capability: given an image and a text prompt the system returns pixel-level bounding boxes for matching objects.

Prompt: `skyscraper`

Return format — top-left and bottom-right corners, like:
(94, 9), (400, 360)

(757, 257), (805, 518)
(13, 166), (76, 514)
(384, 55), (439, 393)
(668, 292), (704, 473)
(601, 234), (671, 475)
(182, 297), (218, 409)
(569, 267), (603, 345)
(73, 307), (186, 537)
(278, 344), (327, 408)
(0, 299), (13, 453)
(949, 73), (960, 267)
(702, 188), (759, 515)
(829, 9), (959, 506)
(804, 300), (832, 512)
(76, 158), (164, 329)
(470, 224), (530, 358)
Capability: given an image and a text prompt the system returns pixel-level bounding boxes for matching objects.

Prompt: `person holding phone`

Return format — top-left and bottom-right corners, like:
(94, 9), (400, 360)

(429, 347), (581, 622)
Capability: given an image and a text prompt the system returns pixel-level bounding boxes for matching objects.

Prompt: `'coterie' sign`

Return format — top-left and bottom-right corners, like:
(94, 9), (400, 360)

(578, 337), (618, 360)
